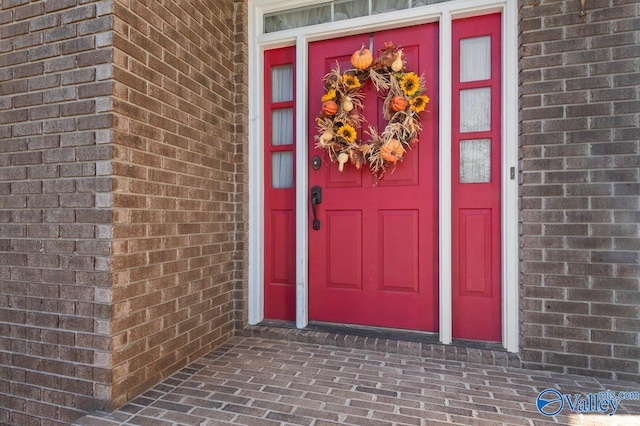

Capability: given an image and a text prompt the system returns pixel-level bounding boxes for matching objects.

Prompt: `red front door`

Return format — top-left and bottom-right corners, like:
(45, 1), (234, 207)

(308, 24), (439, 331)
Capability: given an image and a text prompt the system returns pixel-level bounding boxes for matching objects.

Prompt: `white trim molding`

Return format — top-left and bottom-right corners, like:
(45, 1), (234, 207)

(501, 0), (520, 353)
(438, 9), (453, 346)
(247, 3), (263, 325)
(295, 38), (310, 329)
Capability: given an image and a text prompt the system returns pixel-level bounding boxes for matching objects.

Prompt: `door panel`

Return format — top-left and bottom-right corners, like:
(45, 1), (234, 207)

(326, 210), (363, 289)
(269, 210), (295, 283)
(378, 210), (419, 293)
(459, 209), (492, 295)
(308, 24), (439, 331)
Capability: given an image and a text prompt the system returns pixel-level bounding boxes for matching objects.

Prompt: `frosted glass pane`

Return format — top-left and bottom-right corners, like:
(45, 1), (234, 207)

(460, 88), (491, 132)
(272, 151), (294, 189)
(460, 36), (491, 82)
(372, 0), (409, 14)
(264, 5), (331, 33)
(271, 108), (293, 146)
(334, 0), (368, 21)
(460, 139), (491, 183)
(413, 0), (453, 6)
(271, 65), (293, 102)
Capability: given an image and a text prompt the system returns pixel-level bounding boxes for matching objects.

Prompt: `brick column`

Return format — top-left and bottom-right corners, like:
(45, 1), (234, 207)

(0, 1), (114, 424)
(519, 0), (639, 382)
(0, 0), (248, 424)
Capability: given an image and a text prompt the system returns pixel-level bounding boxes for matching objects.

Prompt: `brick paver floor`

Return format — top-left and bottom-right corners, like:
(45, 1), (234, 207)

(74, 336), (640, 426)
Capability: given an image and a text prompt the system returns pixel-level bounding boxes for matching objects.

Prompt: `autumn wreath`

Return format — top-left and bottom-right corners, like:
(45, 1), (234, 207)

(315, 42), (429, 183)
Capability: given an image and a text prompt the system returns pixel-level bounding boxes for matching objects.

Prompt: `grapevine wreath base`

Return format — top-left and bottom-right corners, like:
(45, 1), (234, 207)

(315, 42), (429, 184)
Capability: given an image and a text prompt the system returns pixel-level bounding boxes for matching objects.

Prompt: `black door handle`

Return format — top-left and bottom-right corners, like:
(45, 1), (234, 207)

(310, 186), (322, 230)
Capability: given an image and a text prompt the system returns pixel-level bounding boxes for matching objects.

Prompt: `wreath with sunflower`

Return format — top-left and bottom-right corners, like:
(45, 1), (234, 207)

(315, 42), (429, 183)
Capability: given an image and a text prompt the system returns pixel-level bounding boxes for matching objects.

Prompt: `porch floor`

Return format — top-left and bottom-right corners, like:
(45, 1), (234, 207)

(74, 330), (640, 426)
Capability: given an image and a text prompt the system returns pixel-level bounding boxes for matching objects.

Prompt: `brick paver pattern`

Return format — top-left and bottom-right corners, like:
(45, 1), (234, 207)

(75, 337), (640, 426)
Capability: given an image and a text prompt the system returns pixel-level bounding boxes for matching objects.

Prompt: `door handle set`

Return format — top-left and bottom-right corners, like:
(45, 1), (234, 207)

(310, 185), (322, 230)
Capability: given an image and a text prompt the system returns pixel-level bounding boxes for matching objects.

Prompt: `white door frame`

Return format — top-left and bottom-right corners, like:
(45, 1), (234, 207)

(248, 0), (519, 352)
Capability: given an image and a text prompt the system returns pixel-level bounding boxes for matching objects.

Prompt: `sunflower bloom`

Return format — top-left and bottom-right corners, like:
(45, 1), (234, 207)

(410, 95), (430, 113)
(343, 74), (361, 90)
(400, 72), (420, 97)
(337, 123), (357, 144)
(321, 89), (336, 102)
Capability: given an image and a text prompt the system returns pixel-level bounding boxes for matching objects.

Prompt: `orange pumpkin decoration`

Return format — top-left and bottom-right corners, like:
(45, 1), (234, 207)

(390, 96), (408, 112)
(380, 139), (405, 163)
(350, 46), (373, 70)
(322, 100), (339, 116)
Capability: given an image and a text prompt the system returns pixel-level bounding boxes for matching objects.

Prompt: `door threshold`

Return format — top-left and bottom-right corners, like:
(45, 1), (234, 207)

(306, 321), (440, 345)
(245, 321), (518, 368)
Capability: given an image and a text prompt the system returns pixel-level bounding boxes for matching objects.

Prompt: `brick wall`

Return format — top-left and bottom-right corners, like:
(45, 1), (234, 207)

(0, 0), (114, 424)
(0, 0), (247, 424)
(519, 0), (639, 382)
(108, 0), (245, 410)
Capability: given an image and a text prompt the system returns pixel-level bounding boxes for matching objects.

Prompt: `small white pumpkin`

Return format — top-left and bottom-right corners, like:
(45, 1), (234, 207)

(337, 152), (349, 172)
